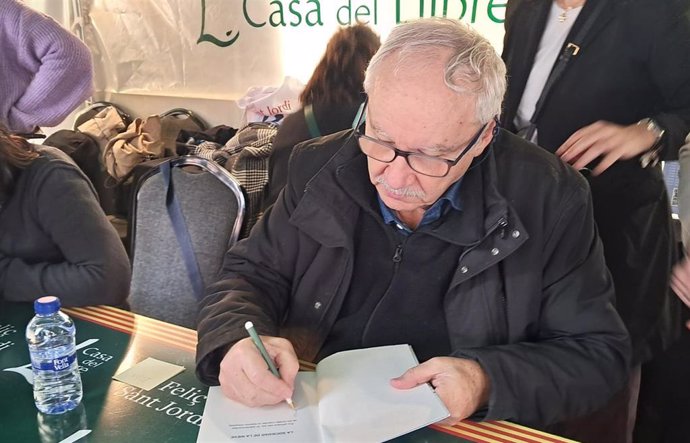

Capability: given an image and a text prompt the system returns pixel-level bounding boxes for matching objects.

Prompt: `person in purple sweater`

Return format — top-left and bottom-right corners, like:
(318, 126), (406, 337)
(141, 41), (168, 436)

(0, 0), (93, 134)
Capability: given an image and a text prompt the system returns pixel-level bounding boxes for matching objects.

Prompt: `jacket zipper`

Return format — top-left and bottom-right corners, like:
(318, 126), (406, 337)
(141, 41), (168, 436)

(392, 243), (403, 272)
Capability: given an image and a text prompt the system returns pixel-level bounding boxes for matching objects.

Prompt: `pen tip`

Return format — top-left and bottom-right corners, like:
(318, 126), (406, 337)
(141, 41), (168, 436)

(286, 398), (295, 410)
(244, 321), (254, 330)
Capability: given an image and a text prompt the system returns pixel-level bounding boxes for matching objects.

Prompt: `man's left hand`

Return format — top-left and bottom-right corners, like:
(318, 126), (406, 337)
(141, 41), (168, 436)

(390, 357), (490, 425)
(555, 120), (657, 175)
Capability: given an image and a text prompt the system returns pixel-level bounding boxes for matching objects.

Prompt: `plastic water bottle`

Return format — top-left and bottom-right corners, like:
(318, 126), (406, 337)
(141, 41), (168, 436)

(26, 296), (83, 414)
(37, 403), (88, 443)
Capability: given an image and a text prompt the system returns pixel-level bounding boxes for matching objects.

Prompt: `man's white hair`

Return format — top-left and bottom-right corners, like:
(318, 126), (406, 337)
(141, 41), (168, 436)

(364, 17), (506, 124)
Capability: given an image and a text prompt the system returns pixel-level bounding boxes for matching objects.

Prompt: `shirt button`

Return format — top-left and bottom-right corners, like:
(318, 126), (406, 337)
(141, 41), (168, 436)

(460, 266), (468, 274)
(512, 230), (521, 238)
(491, 248), (500, 256)
(314, 302), (322, 310)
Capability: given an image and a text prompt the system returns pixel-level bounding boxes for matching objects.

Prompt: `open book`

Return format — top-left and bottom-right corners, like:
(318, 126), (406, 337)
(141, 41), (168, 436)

(197, 344), (449, 443)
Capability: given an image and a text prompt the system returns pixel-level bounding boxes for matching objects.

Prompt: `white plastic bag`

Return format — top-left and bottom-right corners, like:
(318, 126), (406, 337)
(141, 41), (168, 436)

(237, 76), (304, 127)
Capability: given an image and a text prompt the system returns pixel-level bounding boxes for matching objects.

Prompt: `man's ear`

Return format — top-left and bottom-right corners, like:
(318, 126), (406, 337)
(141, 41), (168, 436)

(472, 119), (497, 156)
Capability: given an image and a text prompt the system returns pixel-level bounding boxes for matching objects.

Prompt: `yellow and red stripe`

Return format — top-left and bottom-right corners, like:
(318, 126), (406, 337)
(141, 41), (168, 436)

(64, 306), (197, 353)
(433, 420), (577, 443)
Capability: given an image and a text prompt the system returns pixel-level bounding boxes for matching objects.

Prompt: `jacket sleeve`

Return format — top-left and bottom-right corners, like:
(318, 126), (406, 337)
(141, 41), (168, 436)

(196, 167), (304, 385)
(454, 180), (631, 426)
(0, 164), (131, 307)
(8, 3), (93, 132)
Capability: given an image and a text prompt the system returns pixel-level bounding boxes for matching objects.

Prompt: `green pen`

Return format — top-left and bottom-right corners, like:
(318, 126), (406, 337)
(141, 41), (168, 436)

(244, 321), (295, 409)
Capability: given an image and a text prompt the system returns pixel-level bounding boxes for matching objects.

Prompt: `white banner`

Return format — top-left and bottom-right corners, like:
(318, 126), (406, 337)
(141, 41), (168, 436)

(81, 0), (507, 101)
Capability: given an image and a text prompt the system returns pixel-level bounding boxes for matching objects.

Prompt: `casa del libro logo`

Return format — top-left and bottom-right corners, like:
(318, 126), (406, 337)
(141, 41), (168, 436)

(197, 0), (506, 48)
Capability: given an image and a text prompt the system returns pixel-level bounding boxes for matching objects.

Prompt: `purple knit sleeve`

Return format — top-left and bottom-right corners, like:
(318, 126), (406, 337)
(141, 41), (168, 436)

(6, 2), (93, 132)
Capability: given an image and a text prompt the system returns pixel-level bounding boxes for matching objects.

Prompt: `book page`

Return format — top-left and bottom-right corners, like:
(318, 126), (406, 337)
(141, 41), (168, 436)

(316, 344), (449, 443)
(197, 372), (320, 442)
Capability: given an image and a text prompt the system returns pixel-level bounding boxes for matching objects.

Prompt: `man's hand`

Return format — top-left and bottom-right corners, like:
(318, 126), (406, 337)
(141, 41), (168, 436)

(670, 257), (690, 330)
(555, 120), (658, 175)
(390, 357), (490, 425)
(218, 336), (299, 407)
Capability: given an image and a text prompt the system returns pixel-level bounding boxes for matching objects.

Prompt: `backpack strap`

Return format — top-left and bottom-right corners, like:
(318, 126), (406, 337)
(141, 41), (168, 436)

(160, 160), (204, 299)
(304, 104), (322, 138)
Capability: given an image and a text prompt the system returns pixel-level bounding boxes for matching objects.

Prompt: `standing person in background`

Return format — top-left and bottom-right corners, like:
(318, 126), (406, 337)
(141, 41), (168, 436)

(0, 125), (131, 307)
(654, 132), (690, 443)
(501, 0), (690, 441)
(263, 23), (381, 210)
(0, 0), (93, 134)
(677, 133), (690, 254)
(673, 133), (690, 329)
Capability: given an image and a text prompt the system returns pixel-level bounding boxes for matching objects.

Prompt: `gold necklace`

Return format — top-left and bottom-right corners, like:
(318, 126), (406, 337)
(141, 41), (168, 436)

(558, 6), (574, 22)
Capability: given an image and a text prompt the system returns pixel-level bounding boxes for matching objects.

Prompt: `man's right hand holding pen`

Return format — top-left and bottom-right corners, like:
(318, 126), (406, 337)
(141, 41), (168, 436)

(219, 334), (299, 407)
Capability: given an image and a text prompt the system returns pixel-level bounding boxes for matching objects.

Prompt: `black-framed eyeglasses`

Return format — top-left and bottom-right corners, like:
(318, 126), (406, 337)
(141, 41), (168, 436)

(351, 100), (489, 178)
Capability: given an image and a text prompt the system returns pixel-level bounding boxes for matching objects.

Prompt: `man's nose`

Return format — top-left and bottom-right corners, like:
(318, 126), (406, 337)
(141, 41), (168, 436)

(385, 155), (414, 187)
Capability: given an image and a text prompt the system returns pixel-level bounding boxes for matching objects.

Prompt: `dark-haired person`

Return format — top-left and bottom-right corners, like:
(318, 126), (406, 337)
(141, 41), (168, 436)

(263, 23), (381, 209)
(0, 125), (130, 306)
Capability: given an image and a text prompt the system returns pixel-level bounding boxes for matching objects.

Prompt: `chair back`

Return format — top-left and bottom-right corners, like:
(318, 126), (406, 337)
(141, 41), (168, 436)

(129, 156), (245, 328)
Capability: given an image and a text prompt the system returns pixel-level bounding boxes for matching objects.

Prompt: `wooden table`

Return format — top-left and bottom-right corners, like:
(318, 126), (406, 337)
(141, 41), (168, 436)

(0, 303), (576, 442)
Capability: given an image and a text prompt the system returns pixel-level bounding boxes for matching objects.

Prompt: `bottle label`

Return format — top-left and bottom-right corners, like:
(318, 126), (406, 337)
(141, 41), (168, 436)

(32, 352), (77, 371)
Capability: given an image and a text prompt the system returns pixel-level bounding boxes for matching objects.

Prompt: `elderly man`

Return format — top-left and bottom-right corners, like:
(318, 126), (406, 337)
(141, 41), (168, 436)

(196, 18), (630, 427)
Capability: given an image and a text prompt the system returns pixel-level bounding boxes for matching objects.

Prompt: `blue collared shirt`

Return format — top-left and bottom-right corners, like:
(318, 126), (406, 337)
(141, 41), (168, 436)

(378, 178), (463, 235)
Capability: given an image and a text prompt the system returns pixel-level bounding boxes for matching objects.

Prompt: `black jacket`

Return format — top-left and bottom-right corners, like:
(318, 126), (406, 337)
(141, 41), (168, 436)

(264, 101), (362, 210)
(0, 146), (131, 306)
(196, 129), (630, 427)
(501, 0), (690, 363)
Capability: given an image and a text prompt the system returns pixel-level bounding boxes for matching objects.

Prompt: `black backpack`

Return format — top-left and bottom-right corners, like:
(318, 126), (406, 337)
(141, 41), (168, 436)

(43, 129), (117, 215)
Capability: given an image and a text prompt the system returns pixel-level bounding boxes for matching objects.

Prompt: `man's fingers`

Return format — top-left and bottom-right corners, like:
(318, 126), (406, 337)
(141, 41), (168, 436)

(391, 359), (441, 389)
(219, 361), (283, 407)
(243, 358), (295, 401)
(242, 338), (296, 400)
(218, 336), (298, 407)
(273, 348), (299, 387)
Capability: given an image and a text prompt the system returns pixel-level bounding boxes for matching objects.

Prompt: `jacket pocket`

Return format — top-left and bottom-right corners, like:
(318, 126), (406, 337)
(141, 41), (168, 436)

(445, 266), (508, 349)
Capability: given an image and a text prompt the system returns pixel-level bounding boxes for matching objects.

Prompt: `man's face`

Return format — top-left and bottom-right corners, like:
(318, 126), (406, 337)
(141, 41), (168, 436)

(363, 53), (495, 224)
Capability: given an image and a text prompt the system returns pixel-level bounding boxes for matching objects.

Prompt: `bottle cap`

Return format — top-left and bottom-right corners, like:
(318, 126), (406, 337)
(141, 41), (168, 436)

(34, 296), (61, 315)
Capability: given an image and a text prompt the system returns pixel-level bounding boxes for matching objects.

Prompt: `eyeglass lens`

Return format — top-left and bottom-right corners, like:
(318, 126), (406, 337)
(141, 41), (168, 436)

(358, 136), (451, 177)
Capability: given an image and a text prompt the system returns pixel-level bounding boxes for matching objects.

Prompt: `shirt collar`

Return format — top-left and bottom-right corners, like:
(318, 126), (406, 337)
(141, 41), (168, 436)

(378, 178), (464, 235)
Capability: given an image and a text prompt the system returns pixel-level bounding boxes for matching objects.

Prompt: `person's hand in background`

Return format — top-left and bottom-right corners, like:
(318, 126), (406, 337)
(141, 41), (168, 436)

(670, 257), (690, 330)
(556, 121), (658, 175)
